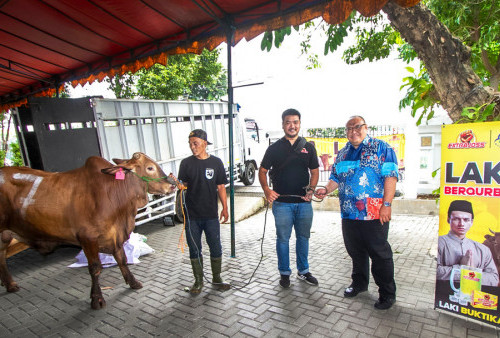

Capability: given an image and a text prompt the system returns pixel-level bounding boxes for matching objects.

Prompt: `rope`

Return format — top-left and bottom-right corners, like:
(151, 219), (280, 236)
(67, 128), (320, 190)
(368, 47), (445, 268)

(125, 170), (188, 249)
(177, 187), (188, 253)
(174, 180), (327, 291)
(180, 189), (223, 287)
(273, 185), (327, 203)
(124, 170), (179, 196)
(130, 171), (170, 194)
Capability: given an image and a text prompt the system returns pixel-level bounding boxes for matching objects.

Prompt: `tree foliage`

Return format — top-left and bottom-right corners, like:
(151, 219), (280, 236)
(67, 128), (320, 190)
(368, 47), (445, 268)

(107, 49), (227, 101)
(398, 65), (437, 125)
(1, 110), (23, 167)
(430, 0), (500, 89)
(307, 125), (380, 138)
(1, 111), (12, 166)
(106, 73), (137, 99)
(307, 127), (346, 138)
(262, 0), (500, 124)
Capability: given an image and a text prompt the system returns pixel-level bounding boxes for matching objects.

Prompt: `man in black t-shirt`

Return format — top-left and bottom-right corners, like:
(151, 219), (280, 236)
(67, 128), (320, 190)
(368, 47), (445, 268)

(178, 129), (230, 293)
(258, 109), (320, 288)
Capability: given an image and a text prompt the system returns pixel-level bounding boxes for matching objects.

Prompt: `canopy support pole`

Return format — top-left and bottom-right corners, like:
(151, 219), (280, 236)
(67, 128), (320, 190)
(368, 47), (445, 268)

(225, 25), (236, 258)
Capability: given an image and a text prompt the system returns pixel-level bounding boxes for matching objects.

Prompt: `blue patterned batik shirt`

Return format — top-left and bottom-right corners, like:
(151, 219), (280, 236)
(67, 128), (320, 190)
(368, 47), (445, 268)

(330, 135), (399, 220)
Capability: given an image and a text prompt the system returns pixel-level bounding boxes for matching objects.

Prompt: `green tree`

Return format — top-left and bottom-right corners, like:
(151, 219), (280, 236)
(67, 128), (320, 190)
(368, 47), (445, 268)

(1, 111), (12, 166)
(1, 110), (23, 167)
(107, 49), (227, 101)
(263, 0), (500, 124)
(106, 73), (137, 99)
(9, 141), (24, 166)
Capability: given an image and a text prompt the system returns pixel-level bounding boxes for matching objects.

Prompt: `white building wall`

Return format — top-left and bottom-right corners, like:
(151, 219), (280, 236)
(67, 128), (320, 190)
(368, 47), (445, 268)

(416, 125), (443, 195)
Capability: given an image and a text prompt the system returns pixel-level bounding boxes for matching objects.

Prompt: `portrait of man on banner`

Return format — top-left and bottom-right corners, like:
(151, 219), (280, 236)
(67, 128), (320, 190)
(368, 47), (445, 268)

(437, 200), (499, 286)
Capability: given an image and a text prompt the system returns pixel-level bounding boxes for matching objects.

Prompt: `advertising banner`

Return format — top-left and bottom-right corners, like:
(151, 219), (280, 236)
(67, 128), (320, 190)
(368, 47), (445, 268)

(436, 122), (500, 327)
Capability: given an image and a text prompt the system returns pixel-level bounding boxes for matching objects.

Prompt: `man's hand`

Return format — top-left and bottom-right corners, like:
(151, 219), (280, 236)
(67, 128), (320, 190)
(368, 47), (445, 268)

(379, 205), (392, 225)
(459, 249), (473, 266)
(314, 187), (327, 200)
(263, 187), (280, 203)
(380, 177), (396, 225)
(302, 189), (314, 201)
(220, 208), (229, 223)
(313, 180), (337, 201)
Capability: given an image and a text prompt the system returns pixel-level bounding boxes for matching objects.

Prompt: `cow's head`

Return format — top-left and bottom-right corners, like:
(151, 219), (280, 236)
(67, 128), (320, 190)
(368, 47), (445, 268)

(101, 152), (177, 195)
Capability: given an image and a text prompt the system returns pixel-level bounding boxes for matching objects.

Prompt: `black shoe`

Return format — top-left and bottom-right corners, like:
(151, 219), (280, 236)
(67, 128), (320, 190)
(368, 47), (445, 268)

(374, 297), (396, 310)
(279, 274), (290, 288)
(297, 272), (319, 286)
(344, 285), (368, 298)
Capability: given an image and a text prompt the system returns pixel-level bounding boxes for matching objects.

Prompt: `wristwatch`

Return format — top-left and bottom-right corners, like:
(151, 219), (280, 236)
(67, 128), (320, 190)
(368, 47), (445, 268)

(383, 201), (392, 207)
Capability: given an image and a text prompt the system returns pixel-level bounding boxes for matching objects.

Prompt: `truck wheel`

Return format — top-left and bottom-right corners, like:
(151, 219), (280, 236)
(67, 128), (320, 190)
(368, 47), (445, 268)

(242, 161), (256, 186)
(174, 190), (185, 223)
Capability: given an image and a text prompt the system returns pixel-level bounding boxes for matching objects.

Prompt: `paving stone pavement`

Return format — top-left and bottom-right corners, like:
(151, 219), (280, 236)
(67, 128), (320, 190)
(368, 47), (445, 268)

(1, 209), (500, 338)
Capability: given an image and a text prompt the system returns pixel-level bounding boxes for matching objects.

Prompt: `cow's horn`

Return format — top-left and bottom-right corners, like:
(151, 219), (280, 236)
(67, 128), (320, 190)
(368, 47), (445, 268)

(133, 152), (141, 159)
(491, 228), (495, 235)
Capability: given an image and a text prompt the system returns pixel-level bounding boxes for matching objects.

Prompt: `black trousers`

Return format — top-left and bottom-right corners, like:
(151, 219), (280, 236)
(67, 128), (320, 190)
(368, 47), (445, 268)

(342, 218), (396, 298)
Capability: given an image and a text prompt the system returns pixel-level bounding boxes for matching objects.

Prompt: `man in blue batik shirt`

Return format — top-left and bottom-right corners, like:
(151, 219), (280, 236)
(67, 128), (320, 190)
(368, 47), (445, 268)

(315, 115), (399, 310)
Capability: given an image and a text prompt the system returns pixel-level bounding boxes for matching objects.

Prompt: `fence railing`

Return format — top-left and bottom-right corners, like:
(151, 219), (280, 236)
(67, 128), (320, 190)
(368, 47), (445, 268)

(307, 125), (404, 138)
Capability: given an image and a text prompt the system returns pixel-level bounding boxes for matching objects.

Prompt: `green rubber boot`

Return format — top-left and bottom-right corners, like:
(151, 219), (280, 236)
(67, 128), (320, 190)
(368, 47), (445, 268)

(189, 257), (204, 294)
(211, 257), (231, 291)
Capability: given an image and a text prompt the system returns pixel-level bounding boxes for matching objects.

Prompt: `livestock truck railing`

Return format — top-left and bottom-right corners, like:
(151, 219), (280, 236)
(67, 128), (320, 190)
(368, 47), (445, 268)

(91, 98), (256, 225)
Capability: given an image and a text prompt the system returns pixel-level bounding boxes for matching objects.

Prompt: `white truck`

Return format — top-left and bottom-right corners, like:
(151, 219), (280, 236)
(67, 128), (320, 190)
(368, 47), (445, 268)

(13, 97), (258, 225)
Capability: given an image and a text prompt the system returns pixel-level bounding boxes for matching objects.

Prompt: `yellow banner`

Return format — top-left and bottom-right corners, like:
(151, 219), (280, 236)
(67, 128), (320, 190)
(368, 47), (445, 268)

(439, 122), (500, 241)
(436, 121), (500, 327)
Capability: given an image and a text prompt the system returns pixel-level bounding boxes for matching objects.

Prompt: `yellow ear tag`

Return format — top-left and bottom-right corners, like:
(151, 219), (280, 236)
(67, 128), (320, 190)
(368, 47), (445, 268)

(115, 168), (125, 180)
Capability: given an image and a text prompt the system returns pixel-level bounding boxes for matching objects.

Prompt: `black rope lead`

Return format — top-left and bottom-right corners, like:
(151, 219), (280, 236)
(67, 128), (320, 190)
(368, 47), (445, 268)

(179, 185), (328, 291)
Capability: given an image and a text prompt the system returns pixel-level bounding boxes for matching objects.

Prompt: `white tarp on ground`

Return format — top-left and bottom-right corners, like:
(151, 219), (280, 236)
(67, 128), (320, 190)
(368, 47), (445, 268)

(68, 233), (154, 268)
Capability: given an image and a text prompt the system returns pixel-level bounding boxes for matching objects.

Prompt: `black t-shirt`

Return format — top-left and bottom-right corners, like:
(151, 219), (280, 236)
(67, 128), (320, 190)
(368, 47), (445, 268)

(178, 155), (227, 219)
(261, 137), (319, 203)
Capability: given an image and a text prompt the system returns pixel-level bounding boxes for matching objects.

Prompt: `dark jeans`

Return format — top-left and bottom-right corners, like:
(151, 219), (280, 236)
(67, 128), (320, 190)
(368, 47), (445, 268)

(185, 218), (223, 259)
(342, 218), (396, 298)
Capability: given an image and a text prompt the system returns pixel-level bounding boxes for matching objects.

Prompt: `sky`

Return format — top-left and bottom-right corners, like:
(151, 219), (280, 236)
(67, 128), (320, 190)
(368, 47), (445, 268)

(229, 35), (417, 131)
(69, 29), (451, 134)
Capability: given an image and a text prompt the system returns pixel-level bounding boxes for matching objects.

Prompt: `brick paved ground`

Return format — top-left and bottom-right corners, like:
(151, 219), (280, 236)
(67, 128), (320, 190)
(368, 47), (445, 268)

(1, 209), (499, 337)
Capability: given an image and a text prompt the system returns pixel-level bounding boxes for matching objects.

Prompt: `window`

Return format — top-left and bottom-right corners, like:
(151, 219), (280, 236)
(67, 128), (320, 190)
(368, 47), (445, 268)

(420, 136), (432, 147)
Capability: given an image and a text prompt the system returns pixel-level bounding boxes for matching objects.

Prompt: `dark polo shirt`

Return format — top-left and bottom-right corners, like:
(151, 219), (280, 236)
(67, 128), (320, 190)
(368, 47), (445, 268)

(261, 136), (319, 203)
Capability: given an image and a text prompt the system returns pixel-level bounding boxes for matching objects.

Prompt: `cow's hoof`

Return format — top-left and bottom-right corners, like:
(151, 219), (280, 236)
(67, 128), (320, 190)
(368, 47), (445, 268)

(91, 297), (106, 310)
(129, 280), (143, 289)
(6, 283), (20, 292)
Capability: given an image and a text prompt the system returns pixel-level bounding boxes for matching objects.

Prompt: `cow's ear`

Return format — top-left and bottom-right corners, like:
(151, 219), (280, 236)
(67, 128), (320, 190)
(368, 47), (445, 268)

(101, 166), (130, 175)
(112, 158), (126, 165)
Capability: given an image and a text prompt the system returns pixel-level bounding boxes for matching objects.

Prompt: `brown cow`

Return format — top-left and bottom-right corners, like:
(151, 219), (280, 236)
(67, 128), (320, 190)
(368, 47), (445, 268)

(0, 152), (176, 309)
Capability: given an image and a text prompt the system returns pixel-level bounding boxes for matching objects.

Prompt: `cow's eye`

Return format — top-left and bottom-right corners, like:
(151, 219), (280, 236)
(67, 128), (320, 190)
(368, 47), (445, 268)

(147, 166), (154, 171)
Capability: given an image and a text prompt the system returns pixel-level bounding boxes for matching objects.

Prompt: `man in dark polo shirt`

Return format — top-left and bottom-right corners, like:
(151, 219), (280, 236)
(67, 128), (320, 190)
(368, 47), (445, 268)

(258, 108), (320, 288)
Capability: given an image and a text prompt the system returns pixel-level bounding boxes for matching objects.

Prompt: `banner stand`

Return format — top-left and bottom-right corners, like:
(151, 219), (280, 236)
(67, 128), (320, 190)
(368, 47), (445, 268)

(435, 122), (500, 328)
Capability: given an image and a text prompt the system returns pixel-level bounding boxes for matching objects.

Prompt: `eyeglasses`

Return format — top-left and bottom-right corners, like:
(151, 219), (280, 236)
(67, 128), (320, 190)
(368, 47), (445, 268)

(346, 124), (366, 132)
